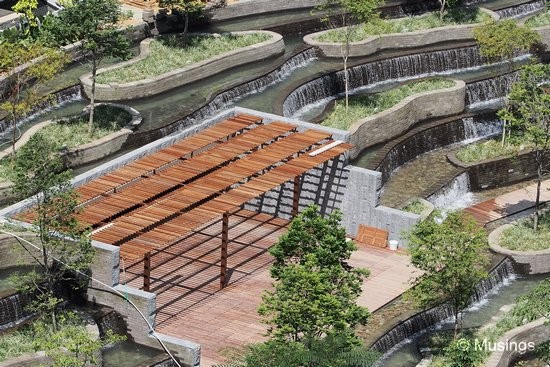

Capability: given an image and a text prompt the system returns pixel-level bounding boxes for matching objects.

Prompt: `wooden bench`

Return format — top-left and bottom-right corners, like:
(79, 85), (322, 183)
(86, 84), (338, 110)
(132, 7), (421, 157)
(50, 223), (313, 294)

(356, 224), (388, 248)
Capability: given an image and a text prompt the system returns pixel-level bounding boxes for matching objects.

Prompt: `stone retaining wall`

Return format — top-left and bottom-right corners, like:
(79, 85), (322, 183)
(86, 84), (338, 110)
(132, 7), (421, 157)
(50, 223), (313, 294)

(80, 31), (284, 101)
(208, 0), (319, 21)
(488, 224), (550, 274)
(485, 318), (550, 367)
(0, 233), (40, 269)
(348, 79), (466, 159)
(447, 148), (545, 190)
(304, 8), (499, 58)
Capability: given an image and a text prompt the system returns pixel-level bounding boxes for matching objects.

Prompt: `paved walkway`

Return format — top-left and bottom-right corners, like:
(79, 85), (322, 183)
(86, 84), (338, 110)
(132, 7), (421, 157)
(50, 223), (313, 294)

(125, 210), (418, 366)
(464, 179), (550, 226)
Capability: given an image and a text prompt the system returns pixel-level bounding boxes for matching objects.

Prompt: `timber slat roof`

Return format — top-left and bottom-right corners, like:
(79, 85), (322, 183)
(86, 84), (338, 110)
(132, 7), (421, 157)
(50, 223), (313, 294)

(18, 114), (352, 260)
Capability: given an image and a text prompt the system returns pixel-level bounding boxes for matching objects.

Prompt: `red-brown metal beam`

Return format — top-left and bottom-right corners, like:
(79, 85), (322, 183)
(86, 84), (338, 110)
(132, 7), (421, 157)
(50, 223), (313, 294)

(143, 251), (151, 292)
(292, 175), (301, 217)
(220, 212), (229, 289)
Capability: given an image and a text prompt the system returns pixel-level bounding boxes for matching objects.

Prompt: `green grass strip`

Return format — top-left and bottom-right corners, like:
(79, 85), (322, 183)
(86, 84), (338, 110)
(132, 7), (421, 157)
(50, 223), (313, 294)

(96, 33), (271, 84)
(525, 8), (550, 28)
(317, 8), (491, 43)
(321, 78), (455, 130)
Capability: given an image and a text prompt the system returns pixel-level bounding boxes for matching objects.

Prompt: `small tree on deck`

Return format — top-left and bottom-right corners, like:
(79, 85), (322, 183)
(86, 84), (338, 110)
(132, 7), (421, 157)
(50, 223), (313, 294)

(406, 211), (489, 338)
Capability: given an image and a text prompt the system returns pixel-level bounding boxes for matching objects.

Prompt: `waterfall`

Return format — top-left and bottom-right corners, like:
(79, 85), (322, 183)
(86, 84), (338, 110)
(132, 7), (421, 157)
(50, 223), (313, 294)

(284, 46), (489, 118)
(0, 85), (83, 138)
(156, 47), (317, 136)
(0, 293), (33, 331)
(427, 172), (474, 210)
(462, 116), (503, 142)
(496, 0), (546, 18)
(371, 258), (516, 355)
(95, 309), (127, 337)
(466, 72), (518, 108)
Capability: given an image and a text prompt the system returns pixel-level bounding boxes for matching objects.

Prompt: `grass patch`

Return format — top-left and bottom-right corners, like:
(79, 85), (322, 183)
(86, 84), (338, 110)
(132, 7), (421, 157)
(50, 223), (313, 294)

(455, 139), (530, 163)
(402, 199), (426, 215)
(96, 33), (271, 84)
(318, 8), (491, 43)
(500, 213), (550, 251)
(39, 104), (131, 149)
(525, 8), (550, 28)
(321, 78), (455, 130)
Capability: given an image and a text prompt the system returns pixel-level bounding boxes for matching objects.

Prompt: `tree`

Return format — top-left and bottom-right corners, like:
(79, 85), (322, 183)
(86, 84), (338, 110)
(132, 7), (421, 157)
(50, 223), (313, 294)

(406, 211), (489, 337)
(436, 0), (460, 20)
(498, 64), (550, 231)
(10, 133), (94, 330)
(40, 0), (131, 135)
(0, 41), (68, 159)
(316, 0), (383, 111)
(12, 0), (39, 37)
(158, 0), (205, 43)
(259, 206), (369, 346)
(473, 19), (542, 146)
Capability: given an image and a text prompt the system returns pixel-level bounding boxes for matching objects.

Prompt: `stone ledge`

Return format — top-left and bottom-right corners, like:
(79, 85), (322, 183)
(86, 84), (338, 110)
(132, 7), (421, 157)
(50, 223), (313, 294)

(80, 31), (285, 101)
(488, 223), (550, 274)
(348, 79), (466, 158)
(485, 318), (549, 367)
(304, 8), (499, 58)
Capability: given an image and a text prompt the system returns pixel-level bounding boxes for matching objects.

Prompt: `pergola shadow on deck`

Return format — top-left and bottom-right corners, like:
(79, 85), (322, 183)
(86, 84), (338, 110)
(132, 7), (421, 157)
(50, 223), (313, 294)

(121, 209), (288, 328)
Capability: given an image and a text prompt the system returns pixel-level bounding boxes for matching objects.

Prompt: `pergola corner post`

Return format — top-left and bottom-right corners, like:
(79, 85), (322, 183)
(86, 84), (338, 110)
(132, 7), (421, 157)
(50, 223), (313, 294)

(292, 175), (301, 217)
(143, 251), (151, 292)
(220, 212), (229, 289)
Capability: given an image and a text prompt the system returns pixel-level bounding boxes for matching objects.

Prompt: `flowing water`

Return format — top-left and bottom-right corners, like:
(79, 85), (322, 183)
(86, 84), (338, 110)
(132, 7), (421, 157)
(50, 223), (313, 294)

(376, 272), (549, 367)
(102, 341), (162, 367)
(495, 0), (546, 18)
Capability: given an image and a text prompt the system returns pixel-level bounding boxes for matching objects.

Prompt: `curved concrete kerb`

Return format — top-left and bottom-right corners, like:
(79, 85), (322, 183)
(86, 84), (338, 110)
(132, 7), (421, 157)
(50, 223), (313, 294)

(488, 223), (550, 275)
(84, 102), (143, 131)
(80, 30), (285, 101)
(304, 8), (499, 58)
(348, 78), (466, 159)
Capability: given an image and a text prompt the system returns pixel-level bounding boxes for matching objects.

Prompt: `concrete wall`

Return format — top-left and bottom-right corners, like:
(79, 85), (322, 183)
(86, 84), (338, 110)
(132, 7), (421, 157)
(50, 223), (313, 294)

(81, 31), (284, 101)
(488, 224), (550, 275)
(208, 0), (319, 21)
(304, 8), (499, 58)
(348, 79), (466, 159)
(87, 241), (201, 367)
(340, 166), (420, 245)
(447, 149), (544, 190)
(485, 318), (550, 367)
(535, 25), (550, 49)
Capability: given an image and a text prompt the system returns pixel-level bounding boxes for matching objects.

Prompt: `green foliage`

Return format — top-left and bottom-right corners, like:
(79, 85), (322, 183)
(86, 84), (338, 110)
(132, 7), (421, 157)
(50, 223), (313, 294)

(406, 211), (489, 335)
(402, 199), (426, 215)
(158, 0), (206, 37)
(12, 0), (39, 37)
(259, 206), (369, 344)
(443, 337), (485, 367)
(474, 20), (541, 63)
(10, 133), (93, 328)
(96, 33), (270, 84)
(321, 78), (455, 130)
(525, 7), (550, 28)
(500, 212), (550, 251)
(455, 138), (529, 163)
(0, 311), (125, 365)
(499, 63), (550, 230)
(318, 8), (490, 43)
(536, 340), (550, 365)
(0, 41), (68, 156)
(40, 0), (131, 134)
(218, 336), (380, 367)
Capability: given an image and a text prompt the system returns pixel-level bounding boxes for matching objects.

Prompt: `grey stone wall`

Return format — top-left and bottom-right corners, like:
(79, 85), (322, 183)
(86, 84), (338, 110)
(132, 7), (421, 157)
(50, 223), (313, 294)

(488, 224), (550, 275)
(348, 80), (466, 159)
(485, 318), (550, 367)
(87, 241), (201, 367)
(208, 0), (319, 21)
(81, 31), (284, 101)
(304, 8), (499, 58)
(340, 166), (420, 245)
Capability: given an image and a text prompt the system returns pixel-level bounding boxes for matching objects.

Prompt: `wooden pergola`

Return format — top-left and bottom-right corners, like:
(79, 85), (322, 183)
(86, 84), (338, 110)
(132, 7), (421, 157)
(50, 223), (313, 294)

(20, 114), (352, 290)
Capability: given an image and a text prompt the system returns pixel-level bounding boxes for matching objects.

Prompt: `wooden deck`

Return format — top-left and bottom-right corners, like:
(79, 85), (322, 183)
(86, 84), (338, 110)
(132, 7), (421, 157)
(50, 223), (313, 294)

(464, 179), (550, 226)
